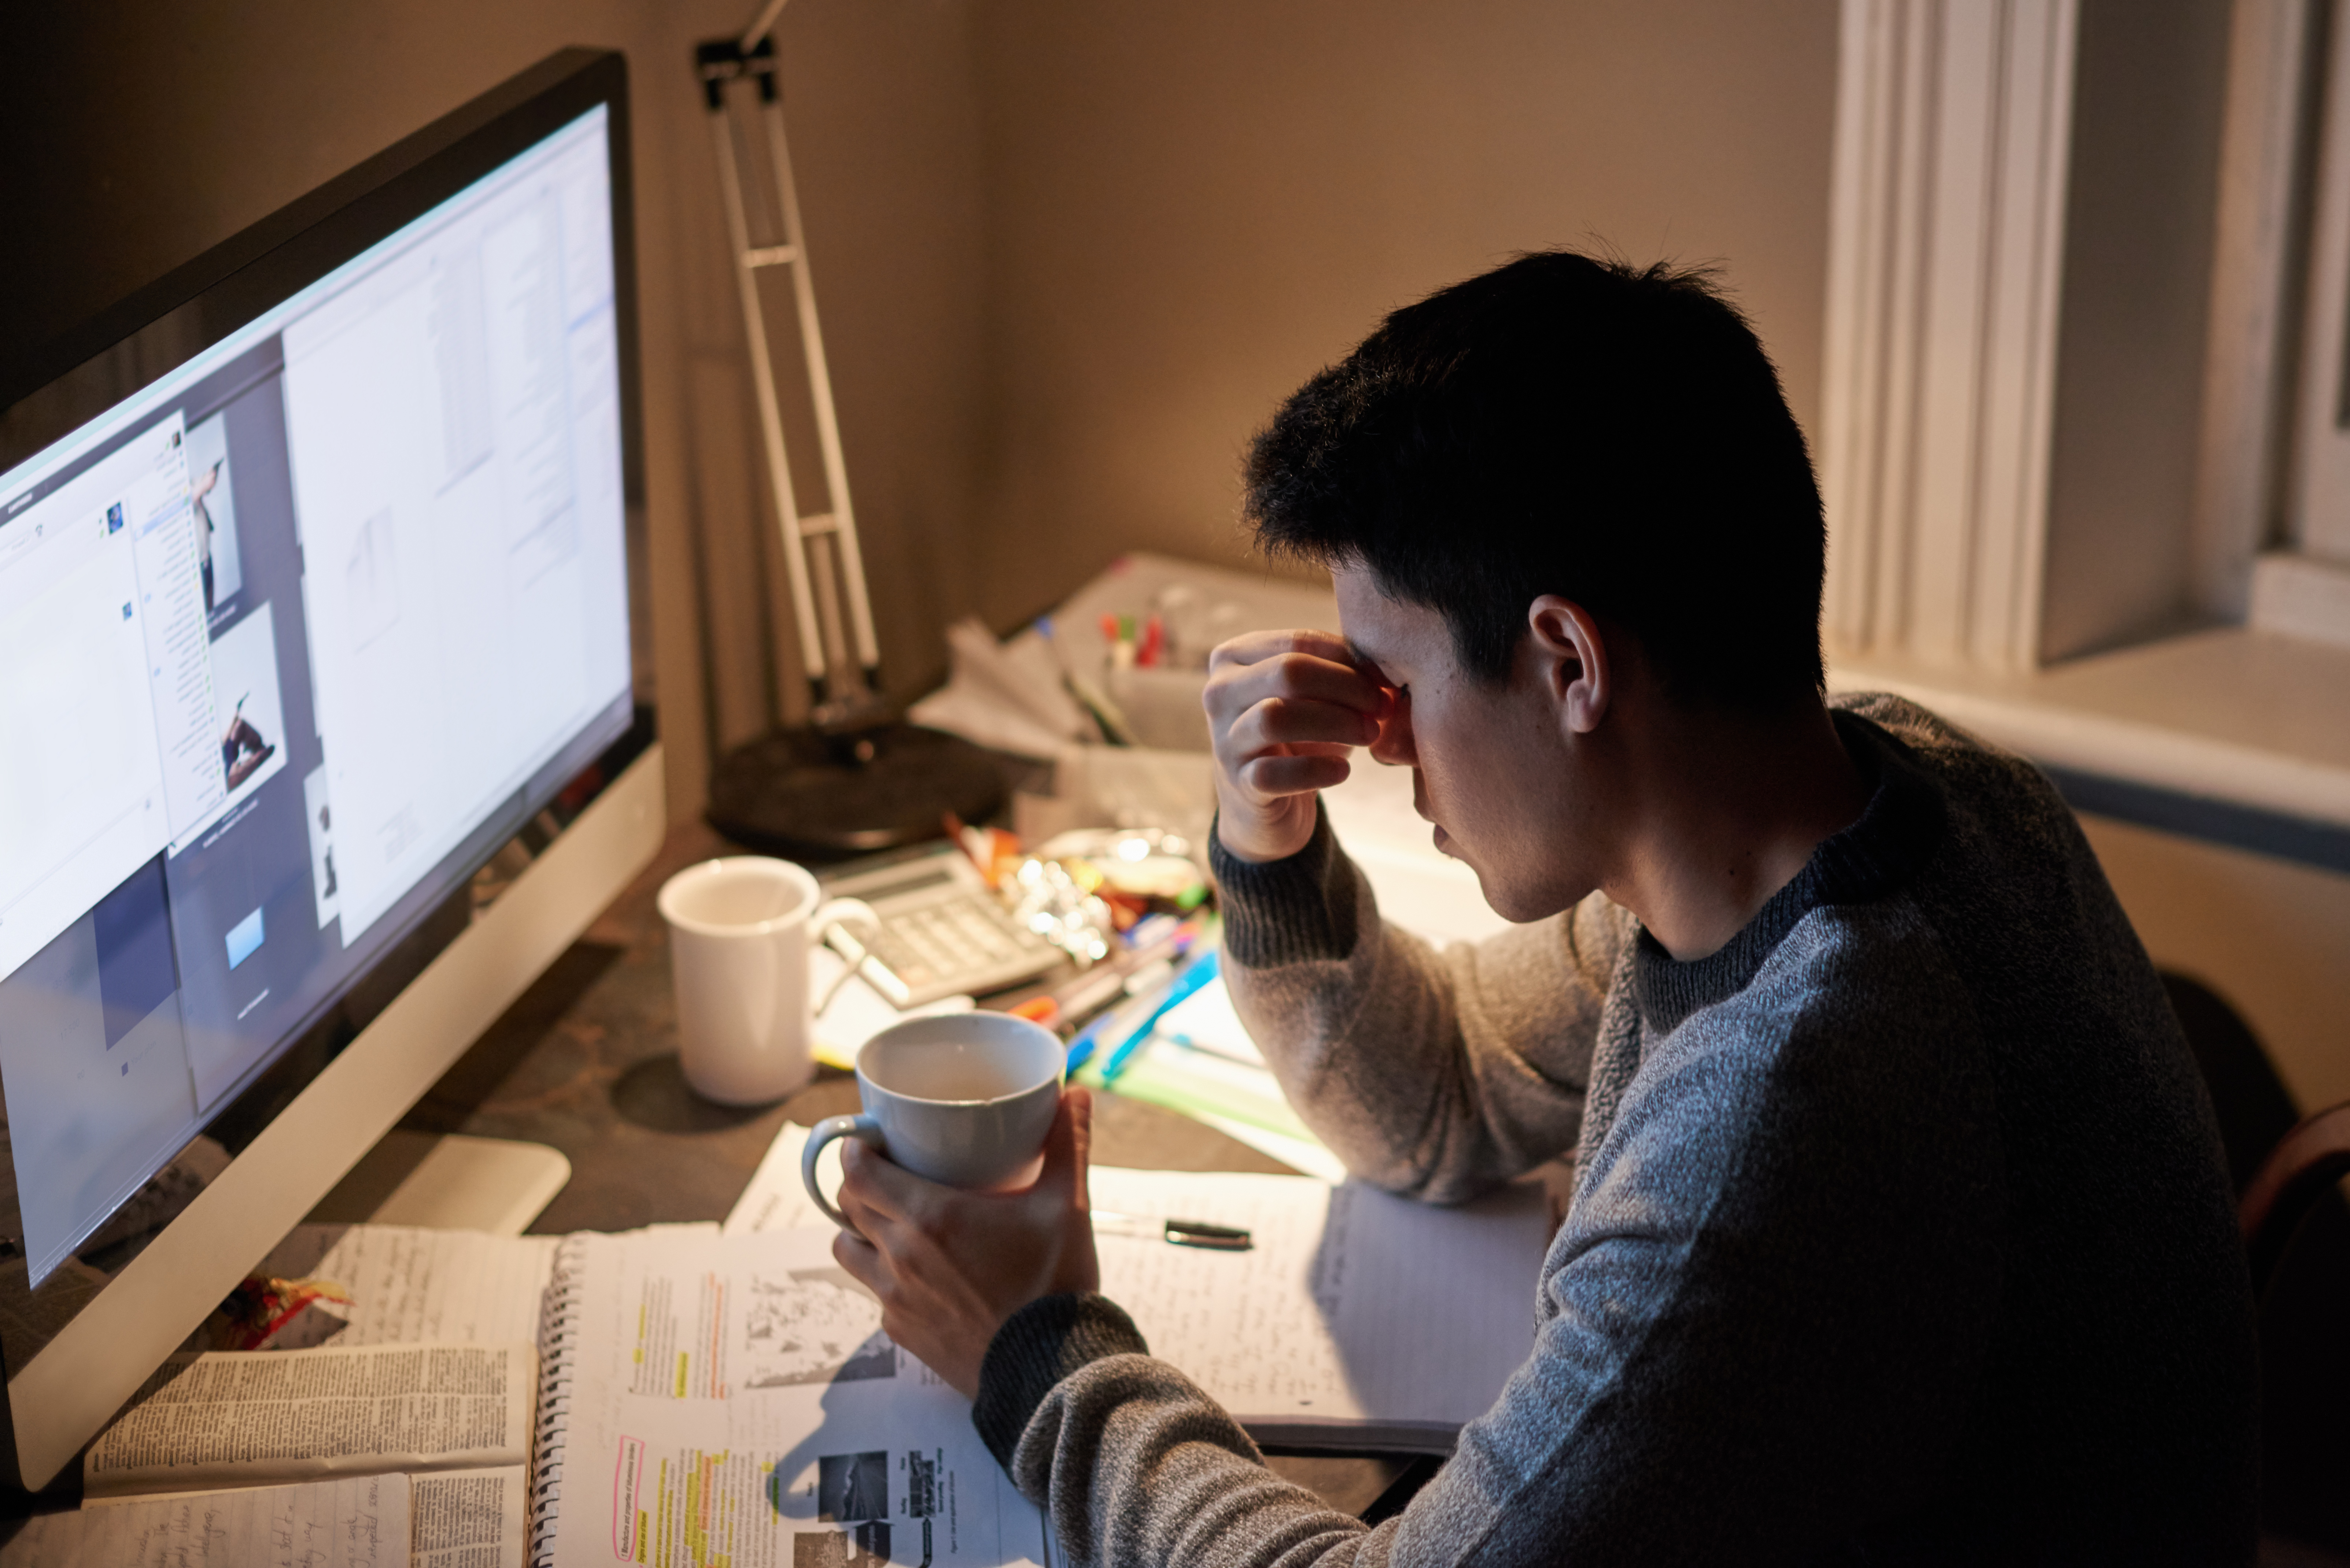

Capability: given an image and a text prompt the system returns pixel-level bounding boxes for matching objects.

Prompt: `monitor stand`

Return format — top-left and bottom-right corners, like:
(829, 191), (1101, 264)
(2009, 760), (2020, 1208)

(305, 1130), (571, 1236)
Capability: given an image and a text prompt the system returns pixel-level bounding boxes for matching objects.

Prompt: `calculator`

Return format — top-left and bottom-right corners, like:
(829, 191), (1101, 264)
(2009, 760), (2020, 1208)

(819, 846), (1063, 1007)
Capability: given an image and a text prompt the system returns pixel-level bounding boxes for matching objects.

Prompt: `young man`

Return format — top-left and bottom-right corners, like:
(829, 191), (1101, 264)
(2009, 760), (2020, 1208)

(831, 253), (2259, 1563)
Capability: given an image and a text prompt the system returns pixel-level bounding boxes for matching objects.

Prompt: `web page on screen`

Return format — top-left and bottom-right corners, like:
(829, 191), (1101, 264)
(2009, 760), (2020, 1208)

(0, 106), (628, 1285)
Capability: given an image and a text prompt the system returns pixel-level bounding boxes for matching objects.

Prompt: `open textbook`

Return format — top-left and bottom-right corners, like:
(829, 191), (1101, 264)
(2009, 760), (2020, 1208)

(22, 1227), (575, 1568)
(729, 1123), (1553, 1453)
(530, 1226), (1051, 1568)
(83, 1341), (533, 1500)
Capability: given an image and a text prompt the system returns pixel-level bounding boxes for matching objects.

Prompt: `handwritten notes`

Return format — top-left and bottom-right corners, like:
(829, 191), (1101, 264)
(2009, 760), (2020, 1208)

(3, 1474), (407, 1567)
(254, 1226), (561, 1349)
(1087, 1166), (1549, 1448)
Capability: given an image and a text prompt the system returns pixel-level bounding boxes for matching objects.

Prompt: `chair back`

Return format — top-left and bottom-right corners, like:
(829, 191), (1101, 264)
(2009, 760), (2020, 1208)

(2241, 1101), (2350, 1295)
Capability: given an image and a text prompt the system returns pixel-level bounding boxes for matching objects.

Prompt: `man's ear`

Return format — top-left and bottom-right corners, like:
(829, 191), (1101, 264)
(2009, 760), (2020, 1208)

(1527, 596), (1609, 735)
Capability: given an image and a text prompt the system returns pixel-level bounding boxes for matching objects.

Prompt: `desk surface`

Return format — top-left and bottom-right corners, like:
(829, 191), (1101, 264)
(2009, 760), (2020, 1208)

(387, 818), (1407, 1515)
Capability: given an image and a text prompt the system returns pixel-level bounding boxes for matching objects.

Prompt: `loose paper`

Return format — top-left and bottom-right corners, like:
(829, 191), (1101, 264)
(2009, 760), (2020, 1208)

(3, 1474), (407, 1567)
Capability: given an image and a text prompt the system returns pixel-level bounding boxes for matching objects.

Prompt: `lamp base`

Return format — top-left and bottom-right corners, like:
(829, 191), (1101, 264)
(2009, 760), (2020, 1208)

(705, 721), (1007, 862)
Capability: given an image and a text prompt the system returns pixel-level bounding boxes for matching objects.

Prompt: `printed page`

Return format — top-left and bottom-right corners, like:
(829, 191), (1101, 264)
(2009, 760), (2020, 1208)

(255, 1225), (562, 1349)
(1088, 1167), (1547, 1445)
(4, 1474), (407, 1567)
(84, 1342), (534, 1498)
(409, 1465), (527, 1568)
(541, 1228), (1049, 1568)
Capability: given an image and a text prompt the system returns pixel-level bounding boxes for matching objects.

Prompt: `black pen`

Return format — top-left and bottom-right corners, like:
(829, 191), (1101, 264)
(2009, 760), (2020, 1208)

(1092, 1210), (1254, 1251)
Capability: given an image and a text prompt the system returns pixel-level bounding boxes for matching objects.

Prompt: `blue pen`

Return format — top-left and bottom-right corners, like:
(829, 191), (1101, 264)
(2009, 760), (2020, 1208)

(1068, 955), (1193, 1075)
(1063, 999), (1128, 1072)
(1098, 949), (1221, 1082)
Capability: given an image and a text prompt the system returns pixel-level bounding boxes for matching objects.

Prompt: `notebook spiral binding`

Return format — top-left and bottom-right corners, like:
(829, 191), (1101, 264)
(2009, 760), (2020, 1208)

(528, 1235), (590, 1567)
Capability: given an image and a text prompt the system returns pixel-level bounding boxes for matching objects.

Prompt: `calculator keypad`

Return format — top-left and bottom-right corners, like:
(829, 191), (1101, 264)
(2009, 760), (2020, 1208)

(823, 851), (1062, 1006)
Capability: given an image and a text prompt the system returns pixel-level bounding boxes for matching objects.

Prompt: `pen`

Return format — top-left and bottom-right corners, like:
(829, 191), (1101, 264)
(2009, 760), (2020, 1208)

(1092, 1210), (1253, 1251)
(1063, 983), (1154, 1070)
(1097, 948), (1221, 1082)
(1058, 920), (1205, 1064)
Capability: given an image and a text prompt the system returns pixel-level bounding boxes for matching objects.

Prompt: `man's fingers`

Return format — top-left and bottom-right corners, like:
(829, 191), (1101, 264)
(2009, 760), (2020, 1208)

(1221, 695), (1380, 760)
(1206, 627), (1356, 671)
(835, 1167), (890, 1242)
(1207, 651), (1385, 718)
(1244, 753), (1353, 796)
(1037, 1087), (1092, 1205)
(838, 1138), (926, 1223)
(830, 1225), (886, 1293)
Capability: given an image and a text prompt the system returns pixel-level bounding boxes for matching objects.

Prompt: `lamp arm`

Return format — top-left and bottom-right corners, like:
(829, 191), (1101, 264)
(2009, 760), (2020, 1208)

(739, 0), (792, 53)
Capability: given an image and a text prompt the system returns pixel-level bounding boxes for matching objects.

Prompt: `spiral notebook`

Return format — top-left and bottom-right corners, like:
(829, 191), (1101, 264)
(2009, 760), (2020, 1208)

(526, 1225), (1052, 1568)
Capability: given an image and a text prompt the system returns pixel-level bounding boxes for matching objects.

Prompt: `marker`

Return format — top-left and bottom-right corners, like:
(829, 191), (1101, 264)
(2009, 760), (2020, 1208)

(1097, 948), (1221, 1083)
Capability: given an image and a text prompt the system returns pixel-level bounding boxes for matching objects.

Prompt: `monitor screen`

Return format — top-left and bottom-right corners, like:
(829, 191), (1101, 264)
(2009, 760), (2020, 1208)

(0, 103), (632, 1295)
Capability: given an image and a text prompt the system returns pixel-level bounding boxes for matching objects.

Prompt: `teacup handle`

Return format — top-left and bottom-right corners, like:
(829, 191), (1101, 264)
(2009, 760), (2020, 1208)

(804, 1113), (886, 1232)
(811, 897), (885, 1016)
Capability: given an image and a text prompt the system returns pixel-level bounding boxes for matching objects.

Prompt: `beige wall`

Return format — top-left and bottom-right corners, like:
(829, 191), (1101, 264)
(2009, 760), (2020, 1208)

(966, 0), (1842, 631)
(3, 0), (1842, 813)
(7, 3), (2344, 1123)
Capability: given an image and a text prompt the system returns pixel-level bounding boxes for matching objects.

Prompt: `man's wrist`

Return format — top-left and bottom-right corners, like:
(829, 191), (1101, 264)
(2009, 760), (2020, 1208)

(972, 1294), (1150, 1469)
(1210, 803), (1362, 967)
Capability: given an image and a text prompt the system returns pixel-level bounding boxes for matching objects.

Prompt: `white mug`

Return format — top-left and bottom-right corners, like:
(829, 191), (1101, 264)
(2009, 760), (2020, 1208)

(658, 856), (879, 1106)
(802, 1012), (1066, 1231)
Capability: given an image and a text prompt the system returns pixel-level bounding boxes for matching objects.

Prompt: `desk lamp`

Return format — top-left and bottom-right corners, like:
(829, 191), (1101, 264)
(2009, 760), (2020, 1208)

(693, 2), (1004, 860)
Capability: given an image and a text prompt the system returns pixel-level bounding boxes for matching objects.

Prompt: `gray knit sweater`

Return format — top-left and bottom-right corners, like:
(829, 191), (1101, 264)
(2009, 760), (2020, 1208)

(973, 695), (2258, 1564)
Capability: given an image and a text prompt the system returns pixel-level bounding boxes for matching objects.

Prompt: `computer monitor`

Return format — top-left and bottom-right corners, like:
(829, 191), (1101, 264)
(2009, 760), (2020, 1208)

(0, 49), (661, 1491)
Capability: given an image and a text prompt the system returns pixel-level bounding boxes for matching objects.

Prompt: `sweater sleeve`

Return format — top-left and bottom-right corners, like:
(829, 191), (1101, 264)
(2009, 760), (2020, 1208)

(977, 1295), (1390, 1568)
(979, 903), (2008, 1568)
(1212, 803), (1630, 1202)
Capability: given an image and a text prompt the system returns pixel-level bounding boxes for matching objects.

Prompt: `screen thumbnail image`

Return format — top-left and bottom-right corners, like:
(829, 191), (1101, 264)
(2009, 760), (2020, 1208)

(302, 765), (339, 930)
(206, 603), (288, 802)
(182, 412), (244, 618)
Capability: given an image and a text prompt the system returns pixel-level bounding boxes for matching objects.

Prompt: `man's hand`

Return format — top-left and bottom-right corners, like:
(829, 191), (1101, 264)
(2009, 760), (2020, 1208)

(1204, 629), (1390, 863)
(830, 1088), (1100, 1400)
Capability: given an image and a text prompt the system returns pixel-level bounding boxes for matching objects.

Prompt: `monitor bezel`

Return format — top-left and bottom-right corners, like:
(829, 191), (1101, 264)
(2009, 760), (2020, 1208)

(0, 46), (657, 1493)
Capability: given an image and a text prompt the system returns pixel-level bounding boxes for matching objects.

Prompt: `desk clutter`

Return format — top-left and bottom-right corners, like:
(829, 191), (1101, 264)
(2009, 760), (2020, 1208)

(11, 1122), (1550, 1567)
(0, 555), (1548, 1564)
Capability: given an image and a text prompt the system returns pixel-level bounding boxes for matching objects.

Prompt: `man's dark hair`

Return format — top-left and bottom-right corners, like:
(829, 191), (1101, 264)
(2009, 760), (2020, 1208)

(1243, 251), (1826, 710)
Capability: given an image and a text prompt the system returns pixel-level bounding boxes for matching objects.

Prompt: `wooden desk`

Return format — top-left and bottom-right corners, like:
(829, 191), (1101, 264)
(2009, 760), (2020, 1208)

(388, 819), (1412, 1516)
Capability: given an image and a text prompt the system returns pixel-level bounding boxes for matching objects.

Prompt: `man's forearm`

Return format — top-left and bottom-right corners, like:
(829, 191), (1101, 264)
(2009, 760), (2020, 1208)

(980, 1298), (1384, 1568)
(1212, 805), (1610, 1201)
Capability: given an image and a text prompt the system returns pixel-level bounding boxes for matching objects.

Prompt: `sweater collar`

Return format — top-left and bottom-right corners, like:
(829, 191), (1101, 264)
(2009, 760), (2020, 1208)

(1631, 711), (1945, 1035)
